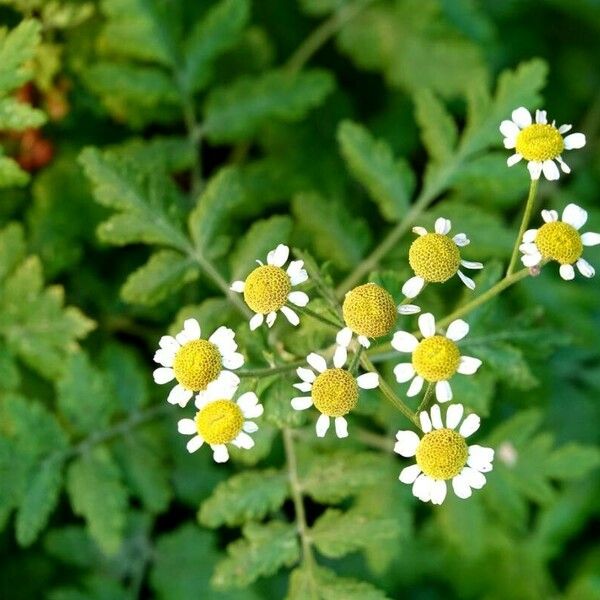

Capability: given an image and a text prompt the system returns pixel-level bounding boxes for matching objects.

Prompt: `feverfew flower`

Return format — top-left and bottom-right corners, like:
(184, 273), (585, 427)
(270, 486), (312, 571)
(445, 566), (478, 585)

(291, 351), (379, 438)
(402, 218), (483, 299)
(501, 107), (586, 181)
(177, 382), (263, 463)
(153, 318), (243, 407)
(520, 203), (599, 280)
(395, 403), (494, 504)
(392, 313), (481, 402)
(230, 244), (308, 330)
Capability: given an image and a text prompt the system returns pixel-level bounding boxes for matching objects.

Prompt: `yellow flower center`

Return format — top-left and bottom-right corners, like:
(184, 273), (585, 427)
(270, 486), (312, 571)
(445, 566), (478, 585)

(195, 399), (244, 445)
(412, 335), (460, 382)
(342, 283), (396, 338)
(416, 428), (468, 480)
(409, 233), (460, 283)
(535, 221), (583, 265)
(173, 339), (222, 391)
(515, 124), (564, 162)
(243, 265), (291, 314)
(311, 368), (359, 417)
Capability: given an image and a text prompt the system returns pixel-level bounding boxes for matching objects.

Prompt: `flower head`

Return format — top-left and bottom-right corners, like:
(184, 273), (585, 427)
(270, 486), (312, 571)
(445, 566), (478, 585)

(392, 313), (481, 402)
(501, 107), (586, 180)
(402, 218), (483, 298)
(177, 382), (264, 463)
(291, 351), (379, 438)
(520, 203), (599, 280)
(231, 244), (309, 330)
(153, 318), (243, 407)
(395, 403), (494, 504)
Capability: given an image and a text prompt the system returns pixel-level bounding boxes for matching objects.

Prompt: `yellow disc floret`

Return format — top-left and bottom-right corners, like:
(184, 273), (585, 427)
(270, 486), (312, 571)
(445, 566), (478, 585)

(412, 336), (460, 382)
(535, 221), (583, 265)
(416, 428), (468, 480)
(195, 399), (244, 445)
(311, 368), (359, 417)
(243, 265), (291, 314)
(173, 339), (222, 391)
(342, 283), (396, 338)
(515, 124), (564, 162)
(409, 233), (460, 283)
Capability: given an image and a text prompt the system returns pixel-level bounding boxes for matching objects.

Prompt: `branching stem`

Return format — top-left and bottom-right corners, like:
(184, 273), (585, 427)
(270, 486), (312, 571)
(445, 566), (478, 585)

(506, 178), (539, 276)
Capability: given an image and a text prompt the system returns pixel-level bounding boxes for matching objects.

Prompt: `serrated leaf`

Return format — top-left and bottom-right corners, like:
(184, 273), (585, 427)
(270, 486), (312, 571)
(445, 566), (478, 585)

(262, 375), (308, 428)
(212, 521), (299, 589)
(199, 469), (288, 528)
(0, 222), (26, 281)
(0, 154), (29, 188)
(337, 120), (413, 222)
(0, 97), (46, 130)
(0, 20), (41, 94)
(414, 88), (458, 163)
(472, 342), (537, 390)
(66, 447), (128, 555)
(204, 69), (335, 143)
(545, 444), (600, 481)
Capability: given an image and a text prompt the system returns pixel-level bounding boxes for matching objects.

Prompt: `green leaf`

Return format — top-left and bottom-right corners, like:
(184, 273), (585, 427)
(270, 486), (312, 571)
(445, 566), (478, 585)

(212, 521), (300, 589)
(229, 215), (293, 280)
(337, 120), (414, 222)
(0, 154), (29, 188)
(16, 455), (64, 547)
(66, 447), (128, 555)
(181, 0), (250, 94)
(414, 88), (458, 163)
(311, 508), (401, 559)
(262, 375), (308, 429)
(121, 249), (199, 306)
(545, 444), (600, 481)
(0, 222), (26, 281)
(0, 20), (41, 94)
(199, 469), (288, 528)
(0, 97), (46, 130)
(204, 69), (335, 143)
(472, 342), (538, 390)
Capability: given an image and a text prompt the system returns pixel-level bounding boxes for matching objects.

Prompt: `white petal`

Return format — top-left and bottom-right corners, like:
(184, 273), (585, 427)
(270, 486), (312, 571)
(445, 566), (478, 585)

(209, 325), (236, 351)
(452, 233), (470, 247)
(266, 312), (277, 327)
(288, 291), (309, 307)
(287, 260), (308, 285)
(435, 380), (452, 403)
(506, 153), (523, 167)
(445, 404), (464, 430)
(356, 372), (379, 389)
(212, 445), (229, 463)
(186, 435), (205, 453)
(520, 242), (539, 255)
(177, 418), (196, 435)
(183, 318), (201, 340)
(267, 244), (289, 267)
(153, 367), (175, 384)
(406, 375), (424, 397)
(402, 275), (425, 298)
(413, 474), (434, 502)
(232, 431), (254, 449)
(523, 228), (538, 243)
(394, 362), (416, 383)
(581, 232), (600, 246)
(435, 217), (452, 235)
(291, 396), (313, 411)
(357, 336), (371, 348)
(445, 319), (469, 341)
(316, 414), (330, 437)
(563, 132), (586, 150)
(430, 480), (447, 505)
(399, 464), (422, 484)
(462, 466), (486, 489)
(469, 444), (495, 464)
(237, 391), (259, 413)
(333, 346), (347, 369)
(244, 403), (264, 419)
(280, 306), (299, 326)
(558, 123), (572, 134)
(293, 382), (313, 393)
(499, 119), (520, 138)
(398, 304), (421, 315)
(535, 109), (547, 124)
(394, 430), (420, 457)
(297, 367), (316, 383)
(167, 384), (193, 407)
(542, 160), (560, 181)
(430, 404), (443, 429)
(511, 107), (532, 128)
(460, 260), (483, 270)
(457, 356), (482, 375)
(243, 421), (258, 433)
(576, 258), (595, 278)
(418, 313), (436, 338)
(452, 474), (472, 499)
(559, 263), (575, 281)
(223, 352), (244, 370)
(230, 280), (245, 292)
(542, 209), (559, 223)
(216, 370), (240, 392)
(412, 226), (427, 236)
(419, 410), (432, 433)
(153, 348), (175, 367)
(459, 413), (481, 437)
(391, 331), (419, 353)
(457, 270), (475, 290)
(527, 160), (542, 180)
(504, 137), (516, 149)
(522, 252), (542, 267)
(336, 327), (353, 347)
(557, 156), (571, 174)
(159, 335), (179, 352)
(334, 417), (349, 438)
(249, 313), (264, 330)
(307, 353), (327, 373)
(562, 203), (588, 230)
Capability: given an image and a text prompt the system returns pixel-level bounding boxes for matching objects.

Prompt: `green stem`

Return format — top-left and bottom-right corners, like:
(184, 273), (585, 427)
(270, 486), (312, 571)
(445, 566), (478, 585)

(506, 178), (539, 276)
(292, 304), (343, 329)
(238, 360), (306, 378)
(416, 382), (435, 414)
(348, 345), (363, 374)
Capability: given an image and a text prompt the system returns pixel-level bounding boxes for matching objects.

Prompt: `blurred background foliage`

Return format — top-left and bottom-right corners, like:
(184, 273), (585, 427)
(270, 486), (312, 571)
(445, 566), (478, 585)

(0, 1), (599, 599)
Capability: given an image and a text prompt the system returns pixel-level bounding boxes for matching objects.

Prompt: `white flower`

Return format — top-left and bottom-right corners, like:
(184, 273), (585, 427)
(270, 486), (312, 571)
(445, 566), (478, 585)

(395, 403), (494, 504)
(391, 313), (481, 402)
(500, 107), (586, 181)
(291, 350), (379, 439)
(402, 218), (483, 299)
(177, 382), (264, 463)
(520, 203), (599, 280)
(153, 318), (243, 407)
(230, 244), (308, 330)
